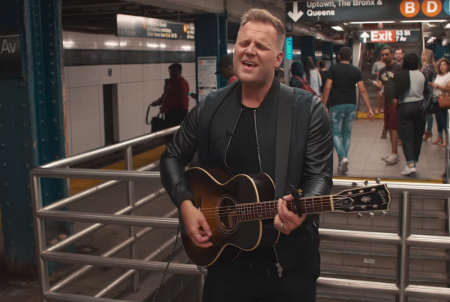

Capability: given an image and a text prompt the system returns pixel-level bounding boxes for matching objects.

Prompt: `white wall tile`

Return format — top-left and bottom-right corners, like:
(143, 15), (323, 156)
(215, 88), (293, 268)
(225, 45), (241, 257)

(98, 65), (121, 85)
(69, 86), (102, 155)
(63, 66), (70, 89)
(118, 82), (145, 141)
(121, 65), (143, 83)
(96, 34), (120, 50)
(143, 64), (165, 81)
(69, 66), (100, 88)
(120, 36), (143, 51)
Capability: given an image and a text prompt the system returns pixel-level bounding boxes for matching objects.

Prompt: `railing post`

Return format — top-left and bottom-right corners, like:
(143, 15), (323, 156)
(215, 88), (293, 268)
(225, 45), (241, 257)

(199, 266), (205, 302)
(397, 191), (412, 302)
(125, 146), (139, 292)
(31, 176), (49, 302)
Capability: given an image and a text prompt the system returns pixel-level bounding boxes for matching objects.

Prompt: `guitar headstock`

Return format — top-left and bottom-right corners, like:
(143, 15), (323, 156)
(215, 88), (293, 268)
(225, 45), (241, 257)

(332, 183), (391, 214)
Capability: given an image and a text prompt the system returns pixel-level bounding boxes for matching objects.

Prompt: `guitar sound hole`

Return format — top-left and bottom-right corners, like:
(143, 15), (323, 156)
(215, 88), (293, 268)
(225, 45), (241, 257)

(219, 196), (238, 231)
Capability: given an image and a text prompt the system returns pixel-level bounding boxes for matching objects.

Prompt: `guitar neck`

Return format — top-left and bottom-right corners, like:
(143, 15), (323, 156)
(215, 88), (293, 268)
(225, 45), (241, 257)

(236, 196), (333, 222)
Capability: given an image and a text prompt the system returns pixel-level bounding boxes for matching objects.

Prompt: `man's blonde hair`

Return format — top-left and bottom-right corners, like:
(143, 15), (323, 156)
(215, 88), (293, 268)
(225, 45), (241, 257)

(239, 9), (286, 51)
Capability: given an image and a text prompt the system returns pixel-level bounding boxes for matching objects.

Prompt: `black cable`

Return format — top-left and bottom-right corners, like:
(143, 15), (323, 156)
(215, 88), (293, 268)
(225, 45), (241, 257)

(151, 226), (180, 302)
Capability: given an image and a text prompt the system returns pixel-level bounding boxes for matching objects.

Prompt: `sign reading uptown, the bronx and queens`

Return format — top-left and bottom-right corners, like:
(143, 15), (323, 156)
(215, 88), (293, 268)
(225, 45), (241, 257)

(286, 0), (450, 23)
(359, 29), (421, 43)
(117, 14), (194, 40)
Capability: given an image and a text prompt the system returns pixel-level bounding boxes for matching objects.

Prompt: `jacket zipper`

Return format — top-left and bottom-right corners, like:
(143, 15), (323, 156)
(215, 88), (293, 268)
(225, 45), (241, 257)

(224, 109), (242, 171)
(253, 110), (263, 172)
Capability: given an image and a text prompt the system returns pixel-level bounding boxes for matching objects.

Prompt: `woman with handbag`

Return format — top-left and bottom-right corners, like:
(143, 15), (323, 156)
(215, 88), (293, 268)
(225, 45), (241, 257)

(429, 58), (450, 147)
(393, 53), (429, 176)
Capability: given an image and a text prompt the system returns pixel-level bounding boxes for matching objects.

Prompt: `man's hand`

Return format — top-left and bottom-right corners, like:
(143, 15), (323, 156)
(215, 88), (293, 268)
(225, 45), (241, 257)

(151, 101), (159, 106)
(274, 194), (306, 235)
(367, 108), (374, 120)
(180, 200), (212, 248)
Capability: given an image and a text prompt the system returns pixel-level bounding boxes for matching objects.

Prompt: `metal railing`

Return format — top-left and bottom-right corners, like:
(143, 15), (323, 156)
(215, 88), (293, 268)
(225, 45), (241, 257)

(31, 127), (450, 302)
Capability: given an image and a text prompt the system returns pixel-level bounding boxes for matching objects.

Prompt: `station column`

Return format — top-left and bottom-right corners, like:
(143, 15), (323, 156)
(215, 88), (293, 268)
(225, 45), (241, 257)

(194, 13), (228, 98)
(300, 36), (316, 62)
(322, 41), (334, 66)
(0, 0), (68, 274)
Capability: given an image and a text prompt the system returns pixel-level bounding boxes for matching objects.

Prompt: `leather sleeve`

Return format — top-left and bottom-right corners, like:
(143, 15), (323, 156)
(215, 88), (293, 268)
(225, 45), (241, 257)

(159, 101), (204, 208)
(301, 96), (334, 197)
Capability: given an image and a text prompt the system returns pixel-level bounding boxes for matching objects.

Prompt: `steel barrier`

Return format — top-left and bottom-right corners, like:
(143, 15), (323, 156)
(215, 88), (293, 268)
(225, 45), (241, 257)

(31, 126), (450, 302)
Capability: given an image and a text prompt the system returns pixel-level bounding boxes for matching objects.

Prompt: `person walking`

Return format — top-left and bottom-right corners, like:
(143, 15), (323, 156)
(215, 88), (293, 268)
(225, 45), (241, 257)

(393, 53), (428, 176)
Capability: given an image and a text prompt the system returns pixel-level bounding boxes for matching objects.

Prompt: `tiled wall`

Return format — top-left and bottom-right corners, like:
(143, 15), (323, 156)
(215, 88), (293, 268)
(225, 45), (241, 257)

(63, 31), (197, 156)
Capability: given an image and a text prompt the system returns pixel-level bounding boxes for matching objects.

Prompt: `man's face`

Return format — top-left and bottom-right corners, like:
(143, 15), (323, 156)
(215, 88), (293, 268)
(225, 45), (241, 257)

(394, 50), (404, 62)
(233, 21), (283, 87)
(381, 49), (393, 64)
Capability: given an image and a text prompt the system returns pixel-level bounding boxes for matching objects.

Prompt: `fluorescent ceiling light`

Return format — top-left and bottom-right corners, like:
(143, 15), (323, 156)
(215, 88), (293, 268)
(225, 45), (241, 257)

(445, 23), (450, 28)
(349, 21), (395, 24)
(332, 26), (344, 31)
(401, 20), (446, 23)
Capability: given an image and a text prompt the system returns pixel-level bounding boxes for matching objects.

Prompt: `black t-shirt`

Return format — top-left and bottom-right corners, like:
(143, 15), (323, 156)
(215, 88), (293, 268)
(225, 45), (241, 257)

(328, 63), (363, 107)
(226, 103), (261, 176)
(320, 70), (330, 92)
(379, 62), (402, 105)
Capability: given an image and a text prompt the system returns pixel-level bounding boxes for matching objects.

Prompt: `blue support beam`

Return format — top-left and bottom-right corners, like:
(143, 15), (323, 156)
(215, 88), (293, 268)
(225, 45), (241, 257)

(300, 36), (316, 62)
(194, 13), (228, 99)
(0, 0), (68, 275)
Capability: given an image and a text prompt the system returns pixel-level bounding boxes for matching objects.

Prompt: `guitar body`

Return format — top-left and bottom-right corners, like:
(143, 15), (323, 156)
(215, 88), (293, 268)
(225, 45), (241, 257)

(181, 167), (278, 267)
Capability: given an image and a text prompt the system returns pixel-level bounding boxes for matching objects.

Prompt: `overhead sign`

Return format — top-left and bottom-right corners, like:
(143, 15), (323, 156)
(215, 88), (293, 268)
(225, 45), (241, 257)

(286, 0), (450, 23)
(286, 37), (293, 60)
(359, 30), (421, 43)
(117, 14), (194, 40)
(0, 34), (22, 79)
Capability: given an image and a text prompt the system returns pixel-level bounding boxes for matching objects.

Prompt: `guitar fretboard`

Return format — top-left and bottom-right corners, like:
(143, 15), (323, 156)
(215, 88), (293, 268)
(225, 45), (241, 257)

(234, 196), (333, 222)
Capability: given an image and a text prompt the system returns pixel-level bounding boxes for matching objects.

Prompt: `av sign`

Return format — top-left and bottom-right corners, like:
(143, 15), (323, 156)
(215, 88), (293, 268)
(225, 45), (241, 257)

(0, 34), (22, 79)
(359, 30), (421, 43)
(286, 0), (450, 23)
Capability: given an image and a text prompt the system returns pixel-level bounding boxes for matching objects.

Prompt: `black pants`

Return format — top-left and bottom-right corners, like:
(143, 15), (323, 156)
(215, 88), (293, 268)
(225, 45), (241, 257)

(435, 107), (449, 135)
(202, 259), (318, 302)
(398, 101), (425, 164)
(165, 109), (188, 128)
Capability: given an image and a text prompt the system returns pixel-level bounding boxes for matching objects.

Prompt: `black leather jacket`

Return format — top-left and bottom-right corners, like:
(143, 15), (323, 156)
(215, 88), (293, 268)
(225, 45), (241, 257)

(160, 79), (333, 274)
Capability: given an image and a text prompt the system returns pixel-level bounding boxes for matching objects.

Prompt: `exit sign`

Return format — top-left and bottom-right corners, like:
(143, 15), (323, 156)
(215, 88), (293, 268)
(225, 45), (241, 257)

(359, 30), (420, 43)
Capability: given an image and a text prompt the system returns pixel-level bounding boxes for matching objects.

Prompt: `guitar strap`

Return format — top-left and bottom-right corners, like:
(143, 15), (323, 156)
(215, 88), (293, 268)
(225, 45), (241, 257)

(275, 84), (294, 200)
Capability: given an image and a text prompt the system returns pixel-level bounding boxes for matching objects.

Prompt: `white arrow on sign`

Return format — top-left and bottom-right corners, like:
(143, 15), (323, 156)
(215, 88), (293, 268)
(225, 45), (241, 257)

(288, 2), (304, 22)
(360, 32), (370, 43)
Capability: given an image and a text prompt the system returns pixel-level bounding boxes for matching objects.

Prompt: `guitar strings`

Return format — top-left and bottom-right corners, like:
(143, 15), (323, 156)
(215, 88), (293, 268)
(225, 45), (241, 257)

(198, 192), (377, 219)
(201, 203), (381, 220)
(197, 192), (372, 215)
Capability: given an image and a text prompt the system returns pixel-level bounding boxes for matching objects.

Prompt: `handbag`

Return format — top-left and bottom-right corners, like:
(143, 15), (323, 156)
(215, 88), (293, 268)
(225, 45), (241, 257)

(150, 112), (168, 133)
(421, 73), (439, 116)
(437, 91), (450, 109)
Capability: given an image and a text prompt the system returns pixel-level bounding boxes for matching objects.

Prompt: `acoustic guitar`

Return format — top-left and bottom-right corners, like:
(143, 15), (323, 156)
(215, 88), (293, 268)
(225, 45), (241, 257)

(181, 167), (391, 267)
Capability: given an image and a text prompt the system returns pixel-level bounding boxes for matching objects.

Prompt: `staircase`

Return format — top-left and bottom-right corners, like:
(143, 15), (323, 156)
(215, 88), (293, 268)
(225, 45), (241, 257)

(317, 193), (450, 302)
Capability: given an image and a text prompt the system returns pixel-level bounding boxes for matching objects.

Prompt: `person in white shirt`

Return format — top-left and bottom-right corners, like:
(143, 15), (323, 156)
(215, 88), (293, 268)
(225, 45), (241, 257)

(303, 57), (322, 96)
(429, 57), (450, 146)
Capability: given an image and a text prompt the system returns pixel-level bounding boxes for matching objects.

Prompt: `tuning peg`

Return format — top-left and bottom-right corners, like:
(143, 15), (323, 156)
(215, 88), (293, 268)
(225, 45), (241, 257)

(357, 213), (363, 219)
(382, 211), (387, 216)
(351, 182), (357, 188)
(376, 178), (381, 184)
(364, 180), (368, 186)
(369, 212), (375, 218)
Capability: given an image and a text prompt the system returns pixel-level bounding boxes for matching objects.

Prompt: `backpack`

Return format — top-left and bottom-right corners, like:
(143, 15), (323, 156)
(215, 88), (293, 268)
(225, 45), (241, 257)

(294, 76), (317, 96)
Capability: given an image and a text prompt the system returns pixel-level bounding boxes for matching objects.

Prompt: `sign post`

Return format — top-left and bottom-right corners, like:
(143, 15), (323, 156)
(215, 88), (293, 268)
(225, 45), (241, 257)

(358, 30), (421, 43)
